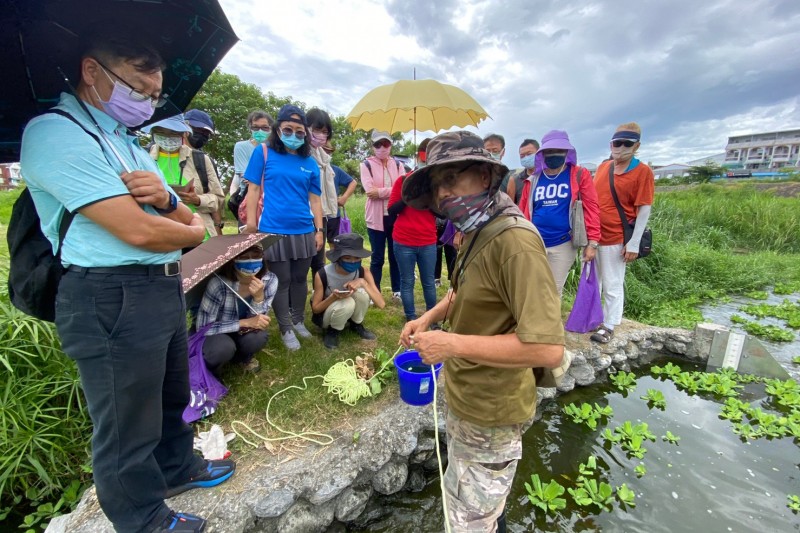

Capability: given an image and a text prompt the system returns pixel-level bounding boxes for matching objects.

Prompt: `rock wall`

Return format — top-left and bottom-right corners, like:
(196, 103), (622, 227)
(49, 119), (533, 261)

(47, 323), (710, 533)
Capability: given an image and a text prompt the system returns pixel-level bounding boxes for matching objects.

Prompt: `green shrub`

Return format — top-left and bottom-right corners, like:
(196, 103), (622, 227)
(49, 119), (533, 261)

(0, 268), (91, 525)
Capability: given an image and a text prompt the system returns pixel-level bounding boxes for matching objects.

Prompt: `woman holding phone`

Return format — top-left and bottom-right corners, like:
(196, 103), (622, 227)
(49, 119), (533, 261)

(310, 233), (385, 349)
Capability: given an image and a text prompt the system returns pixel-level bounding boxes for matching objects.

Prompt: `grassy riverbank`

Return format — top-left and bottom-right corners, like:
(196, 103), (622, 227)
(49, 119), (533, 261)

(1, 181), (798, 528)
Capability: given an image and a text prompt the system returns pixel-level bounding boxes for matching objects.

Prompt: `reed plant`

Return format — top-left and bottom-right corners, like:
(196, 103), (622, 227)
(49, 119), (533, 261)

(0, 268), (92, 525)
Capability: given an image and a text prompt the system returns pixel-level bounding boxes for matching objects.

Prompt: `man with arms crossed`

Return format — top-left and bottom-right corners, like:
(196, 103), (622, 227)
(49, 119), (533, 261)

(20, 32), (233, 533)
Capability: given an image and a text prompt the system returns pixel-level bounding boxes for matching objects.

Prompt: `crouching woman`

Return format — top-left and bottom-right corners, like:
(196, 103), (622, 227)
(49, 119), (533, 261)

(311, 233), (385, 349)
(196, 243), (277, 374)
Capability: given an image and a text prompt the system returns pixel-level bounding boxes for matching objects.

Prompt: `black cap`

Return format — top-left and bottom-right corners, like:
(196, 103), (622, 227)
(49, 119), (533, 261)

(326, 233), (371, 262)
(276, 104), (307, 126)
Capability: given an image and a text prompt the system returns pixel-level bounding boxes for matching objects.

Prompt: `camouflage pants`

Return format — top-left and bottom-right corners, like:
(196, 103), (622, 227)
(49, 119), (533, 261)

(443, 412), (524, 532)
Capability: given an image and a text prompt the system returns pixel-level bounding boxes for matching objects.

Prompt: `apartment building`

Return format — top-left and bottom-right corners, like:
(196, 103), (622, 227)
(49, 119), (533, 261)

(725, 129), (800, 170)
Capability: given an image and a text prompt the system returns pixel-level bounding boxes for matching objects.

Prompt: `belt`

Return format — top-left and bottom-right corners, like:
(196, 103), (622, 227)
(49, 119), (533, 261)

(66, 261), (182, 277)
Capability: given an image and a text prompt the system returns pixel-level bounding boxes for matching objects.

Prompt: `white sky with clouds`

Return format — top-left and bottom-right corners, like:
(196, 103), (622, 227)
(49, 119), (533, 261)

(216, 0), (800, 167)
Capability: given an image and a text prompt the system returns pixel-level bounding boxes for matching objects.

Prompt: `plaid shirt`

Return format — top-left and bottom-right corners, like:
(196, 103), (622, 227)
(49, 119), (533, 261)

(197, 272), (278, 336)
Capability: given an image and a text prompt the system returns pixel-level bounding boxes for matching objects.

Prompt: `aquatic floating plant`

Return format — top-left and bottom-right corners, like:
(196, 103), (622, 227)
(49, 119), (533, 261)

(563, 402), (614, 430)
(524, 474), (567, 514)
(610, 371), (637, 392)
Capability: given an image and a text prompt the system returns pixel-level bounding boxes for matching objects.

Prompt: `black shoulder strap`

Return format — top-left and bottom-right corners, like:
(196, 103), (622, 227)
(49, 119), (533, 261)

(48, 109), (102, 150)
(608, 163), (632, 231)
(192, 150), (210, 193)
(364, 160), (373, 179)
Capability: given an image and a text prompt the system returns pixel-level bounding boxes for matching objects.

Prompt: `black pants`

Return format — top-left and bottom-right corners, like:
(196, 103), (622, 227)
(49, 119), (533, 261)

(310, 217), (329, 280)
(55, 270), (204, 532)
(435, 243), (457, 281)
(202, 330), (268, 372)
(435, 223), (457, 281)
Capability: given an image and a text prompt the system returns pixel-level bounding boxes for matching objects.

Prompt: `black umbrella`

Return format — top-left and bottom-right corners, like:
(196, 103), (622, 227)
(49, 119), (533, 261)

(0, 0), (239, 163)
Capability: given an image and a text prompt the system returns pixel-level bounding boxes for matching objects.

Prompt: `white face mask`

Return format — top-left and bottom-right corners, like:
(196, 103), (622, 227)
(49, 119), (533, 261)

(154, 134), (183, 153)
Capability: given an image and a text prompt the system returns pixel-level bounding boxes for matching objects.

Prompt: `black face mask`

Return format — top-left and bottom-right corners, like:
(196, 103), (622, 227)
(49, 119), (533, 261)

(189, 132), (209, 149)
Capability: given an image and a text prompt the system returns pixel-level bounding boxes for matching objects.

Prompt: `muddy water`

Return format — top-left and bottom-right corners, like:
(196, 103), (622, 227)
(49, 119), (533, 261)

(350, 361), (800, 532)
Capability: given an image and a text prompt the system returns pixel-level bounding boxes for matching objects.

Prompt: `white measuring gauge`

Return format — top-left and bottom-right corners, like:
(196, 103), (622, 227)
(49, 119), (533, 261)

(721, 331), (746, 370)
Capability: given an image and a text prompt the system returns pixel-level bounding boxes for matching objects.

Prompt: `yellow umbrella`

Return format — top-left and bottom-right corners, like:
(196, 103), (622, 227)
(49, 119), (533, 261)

(346, 79), (490, 134)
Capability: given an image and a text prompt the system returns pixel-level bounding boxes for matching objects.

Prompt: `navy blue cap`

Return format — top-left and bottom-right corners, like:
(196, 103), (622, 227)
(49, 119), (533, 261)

(276, 104), (307, 126)
(184, 109), (215, 133)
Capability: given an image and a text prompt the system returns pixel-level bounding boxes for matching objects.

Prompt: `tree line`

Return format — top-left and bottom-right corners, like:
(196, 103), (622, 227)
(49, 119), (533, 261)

(187, 69), (415, 186)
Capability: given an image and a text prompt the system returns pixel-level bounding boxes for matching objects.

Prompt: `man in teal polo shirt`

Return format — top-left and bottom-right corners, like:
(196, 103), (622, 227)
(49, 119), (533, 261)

(20, 32), (234, 533)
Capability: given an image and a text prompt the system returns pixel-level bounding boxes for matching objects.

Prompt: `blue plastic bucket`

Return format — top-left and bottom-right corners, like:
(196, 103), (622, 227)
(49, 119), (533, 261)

(393, 350), (443, 406)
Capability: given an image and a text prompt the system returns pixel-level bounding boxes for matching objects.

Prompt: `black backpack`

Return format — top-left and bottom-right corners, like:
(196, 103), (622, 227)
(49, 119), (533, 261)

(310, 265), (365, 328)
(227, 180), (247, 221)
(7, 110), (102, 321)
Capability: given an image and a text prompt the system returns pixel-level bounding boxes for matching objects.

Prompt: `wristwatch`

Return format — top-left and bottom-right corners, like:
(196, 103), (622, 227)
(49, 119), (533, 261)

(315, 227), (324, 233)
(588, 241), (599, 249)
(155, 193), (178, 214)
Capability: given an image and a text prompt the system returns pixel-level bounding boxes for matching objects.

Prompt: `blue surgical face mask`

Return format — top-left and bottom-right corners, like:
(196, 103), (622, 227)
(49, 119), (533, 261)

(520, 154), (536, 169)
(234, 259), (262, 276)
(339, 259), (361, 273)
(544, 154), (567, 170)
(281, 133), (305, 150)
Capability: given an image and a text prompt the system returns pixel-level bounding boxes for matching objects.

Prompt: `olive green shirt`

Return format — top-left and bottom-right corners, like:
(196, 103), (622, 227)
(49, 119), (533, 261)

(445, 215), (565, 427)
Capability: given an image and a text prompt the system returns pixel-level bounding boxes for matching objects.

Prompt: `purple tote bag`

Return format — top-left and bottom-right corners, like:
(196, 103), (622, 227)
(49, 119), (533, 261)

(183, 324), (229, 424)
(338, 207), (352, 234)
(564, 260), (604, 333)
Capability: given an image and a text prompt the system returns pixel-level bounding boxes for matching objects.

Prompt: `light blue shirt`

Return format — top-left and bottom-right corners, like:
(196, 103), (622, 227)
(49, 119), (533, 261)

(233, 140), (257, 176)
(20, 92), (180, 267)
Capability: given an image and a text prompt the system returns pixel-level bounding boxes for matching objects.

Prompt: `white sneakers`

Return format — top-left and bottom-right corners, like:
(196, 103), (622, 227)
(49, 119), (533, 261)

(293, 321), (312, 338)
(281, 330), (300, 351)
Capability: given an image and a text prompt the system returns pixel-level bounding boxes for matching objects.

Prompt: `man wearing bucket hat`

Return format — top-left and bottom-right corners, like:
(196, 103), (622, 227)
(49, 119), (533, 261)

(590, 122), (654, 344)
(517, 129), (601, 297)
(311, 233), (385, 349)
(399, 131), (565, 532)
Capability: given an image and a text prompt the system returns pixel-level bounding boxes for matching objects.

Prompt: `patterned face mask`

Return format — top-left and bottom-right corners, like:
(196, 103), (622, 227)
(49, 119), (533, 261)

(153, 134), (183, 153)
(438, 190), (492, 233)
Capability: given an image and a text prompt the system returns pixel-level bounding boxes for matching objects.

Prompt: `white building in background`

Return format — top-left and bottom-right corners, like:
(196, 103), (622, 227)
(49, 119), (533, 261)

(724, 128), (800, 170)
(687, 153), (726, 166)
(652, 163), (692, 180)
(0, 162), (21, 190)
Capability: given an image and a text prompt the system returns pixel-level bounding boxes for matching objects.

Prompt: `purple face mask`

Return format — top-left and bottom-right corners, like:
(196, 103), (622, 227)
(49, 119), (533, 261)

(94, 70), (156, 127)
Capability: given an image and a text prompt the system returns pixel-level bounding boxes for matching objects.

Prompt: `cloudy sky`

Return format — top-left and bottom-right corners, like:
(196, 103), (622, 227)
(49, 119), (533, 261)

(216, 0), (800, 167)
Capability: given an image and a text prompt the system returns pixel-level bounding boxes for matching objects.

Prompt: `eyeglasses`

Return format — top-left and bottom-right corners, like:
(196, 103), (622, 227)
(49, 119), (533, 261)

(280, 127), (306, 139)
(250, 126), (271, 132)
(96, 59), (167, 108)
(612, 140), (637, 148)
(431, 162), (482, 188)
(373, 140), (392, 148)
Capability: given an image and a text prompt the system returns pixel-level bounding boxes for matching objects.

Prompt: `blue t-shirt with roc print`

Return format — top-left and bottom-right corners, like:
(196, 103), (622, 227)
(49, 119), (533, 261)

(531, 166), (572, 248)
